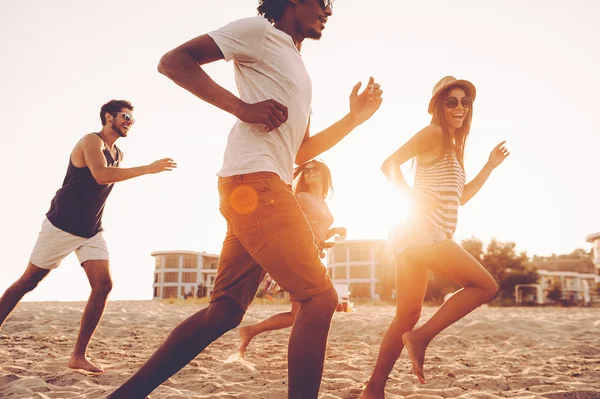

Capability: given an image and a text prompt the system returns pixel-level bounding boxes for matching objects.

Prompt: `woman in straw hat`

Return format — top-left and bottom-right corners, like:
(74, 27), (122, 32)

(360, 76), (509, 396)
(238, 159), (347, 359)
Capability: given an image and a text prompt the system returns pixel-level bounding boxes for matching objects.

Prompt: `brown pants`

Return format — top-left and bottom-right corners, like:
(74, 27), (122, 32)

(211, 172), (333, 311)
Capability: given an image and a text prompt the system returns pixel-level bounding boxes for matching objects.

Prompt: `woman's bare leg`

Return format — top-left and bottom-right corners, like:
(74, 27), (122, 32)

(239, 301), (299, 358)
(360, 254), (429, 399)
(401, 240), (498, 383)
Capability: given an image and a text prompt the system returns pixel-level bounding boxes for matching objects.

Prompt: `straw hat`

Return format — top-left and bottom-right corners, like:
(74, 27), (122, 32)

(428, 76), (476, 115)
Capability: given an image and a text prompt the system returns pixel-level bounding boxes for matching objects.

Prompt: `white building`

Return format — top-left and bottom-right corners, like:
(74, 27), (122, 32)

(326, 238), (394, 300)
(586, 232), (600, 283)
(515, 259), (597, 305)
(151, 250), (219, 299)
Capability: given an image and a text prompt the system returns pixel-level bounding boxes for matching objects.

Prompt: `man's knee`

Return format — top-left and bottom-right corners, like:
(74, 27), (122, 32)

(91, 279), (113, 296)
(17, 275), (43, 293)
(207, 297), (246, 332)
(305, 287), (338, 315)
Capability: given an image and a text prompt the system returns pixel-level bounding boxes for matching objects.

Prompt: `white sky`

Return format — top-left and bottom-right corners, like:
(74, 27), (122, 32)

(0, 0), (598, 302)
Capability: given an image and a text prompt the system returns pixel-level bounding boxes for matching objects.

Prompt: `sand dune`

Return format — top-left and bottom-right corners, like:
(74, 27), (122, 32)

(1, 301), (599, 398)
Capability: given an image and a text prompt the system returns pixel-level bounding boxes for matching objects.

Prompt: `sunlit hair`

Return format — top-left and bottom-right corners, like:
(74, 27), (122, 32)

(100, 100), (133, 125)
(431, 85), (473, 169)
(257, 0), (289, 23)
(293, 160), (333, 200)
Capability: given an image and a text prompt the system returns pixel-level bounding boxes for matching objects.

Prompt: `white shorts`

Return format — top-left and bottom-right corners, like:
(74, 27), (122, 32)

(29, 218), (110, 269)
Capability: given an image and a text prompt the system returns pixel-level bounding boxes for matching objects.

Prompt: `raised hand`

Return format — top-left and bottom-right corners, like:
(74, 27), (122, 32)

(236, 99), (289, 132)
(336, 227), (347, 238)
(349, 76), (383, 126)
(147, 158), (177, 174)
(488, 141), (510, 168)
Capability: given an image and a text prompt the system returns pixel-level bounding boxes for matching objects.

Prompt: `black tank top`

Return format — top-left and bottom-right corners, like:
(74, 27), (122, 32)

(46, 134), (121, 238)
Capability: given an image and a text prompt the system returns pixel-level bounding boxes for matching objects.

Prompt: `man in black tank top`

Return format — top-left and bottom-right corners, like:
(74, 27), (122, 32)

(0, 100), (177, 372)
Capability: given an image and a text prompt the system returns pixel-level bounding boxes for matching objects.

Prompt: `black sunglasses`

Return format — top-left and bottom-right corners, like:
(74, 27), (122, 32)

(444, 97), (473, 109)
(320, 0), (334, 9)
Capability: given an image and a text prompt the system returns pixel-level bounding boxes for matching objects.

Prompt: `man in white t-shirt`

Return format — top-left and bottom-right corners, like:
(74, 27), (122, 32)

(108, 1), (382, 398)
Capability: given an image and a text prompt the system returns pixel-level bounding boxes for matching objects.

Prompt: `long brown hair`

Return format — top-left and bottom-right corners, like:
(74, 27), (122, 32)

(431, 85), (474, 169)
(293, 160), (333, 200)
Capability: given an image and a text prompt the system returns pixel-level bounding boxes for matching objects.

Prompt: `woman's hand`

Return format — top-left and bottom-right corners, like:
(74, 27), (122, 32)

(487, 141), (510, 168)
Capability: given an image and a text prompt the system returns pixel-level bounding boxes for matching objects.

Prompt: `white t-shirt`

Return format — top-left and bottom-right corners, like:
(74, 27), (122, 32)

(209, 17), (312, 185)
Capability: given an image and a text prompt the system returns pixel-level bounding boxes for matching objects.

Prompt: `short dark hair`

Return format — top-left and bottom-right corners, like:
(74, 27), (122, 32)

(100, 100), (134, 125)
(257, 0), (289, 23)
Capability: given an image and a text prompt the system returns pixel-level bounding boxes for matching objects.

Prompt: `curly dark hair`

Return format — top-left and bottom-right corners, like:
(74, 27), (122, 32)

(257, 0), (289, 23)
(100, 100), (133, 125)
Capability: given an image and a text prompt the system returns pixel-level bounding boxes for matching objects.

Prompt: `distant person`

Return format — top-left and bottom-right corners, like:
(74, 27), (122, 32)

(107, 0), (383, 397)
(238, 160), (347, 358)
(0, 100), (176, 372)
(360, 76), (508, 397)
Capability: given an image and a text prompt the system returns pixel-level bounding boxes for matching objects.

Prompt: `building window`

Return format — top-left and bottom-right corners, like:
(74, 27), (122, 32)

(333, 266), (347, 279)
(183, 272), (197, 283)
(203, 257), (218, 269)
(349, 244), (372, 262)
(333, 245), (347, 262)
(183, 255), (198, 269)
(153, 287), (158, 298)
(164, 254), (179, 269)
(209, 276), (215, 285)
(164, 272), (178, 283)
(350, 265), (371, 279)
(155, 256), (162, 269)
(163, 287), (177, 298)
(154, 273), (161, 283)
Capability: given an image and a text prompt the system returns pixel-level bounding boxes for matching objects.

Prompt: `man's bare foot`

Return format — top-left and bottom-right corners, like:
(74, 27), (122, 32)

(68, 355), (104, 373)
(402, 331), (427, 384)
(358, 383), (385, 399)
(238, 326), (256, 358)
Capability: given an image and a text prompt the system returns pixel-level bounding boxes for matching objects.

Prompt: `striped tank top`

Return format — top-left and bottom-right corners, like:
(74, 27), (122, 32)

(413, 152), (466, 238)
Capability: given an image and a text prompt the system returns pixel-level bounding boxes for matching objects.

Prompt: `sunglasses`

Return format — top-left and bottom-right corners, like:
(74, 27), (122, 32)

(320, 0), (334, 9)
(113, 112), (136, 124)
(444, 97), (473, 109)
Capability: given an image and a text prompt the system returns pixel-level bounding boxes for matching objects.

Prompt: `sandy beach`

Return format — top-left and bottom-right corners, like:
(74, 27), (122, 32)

(1, 301), (599, 398)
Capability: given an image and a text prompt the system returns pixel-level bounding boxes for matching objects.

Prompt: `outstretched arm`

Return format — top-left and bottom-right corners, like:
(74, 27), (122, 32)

(158, 33), (287, 132)
(460, 141), (509, 205)
(295, 77), (383, 164)
(82, 135), (176, 185)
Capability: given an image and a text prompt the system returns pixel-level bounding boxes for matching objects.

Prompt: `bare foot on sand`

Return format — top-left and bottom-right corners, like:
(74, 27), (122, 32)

(68, 355), (104, 373)
(358, 384), (385, 399)
(238, 326), (256, 358)
(402, 331), (427, 384)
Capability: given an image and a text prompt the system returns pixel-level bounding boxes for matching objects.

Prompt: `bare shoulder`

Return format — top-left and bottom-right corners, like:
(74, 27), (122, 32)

(423, 124), (444, 142)
(295, 192), (313, 208)
(71, 134), (102, 167)
(295, 191), (310, 202)
(79, 133), (103, 147)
